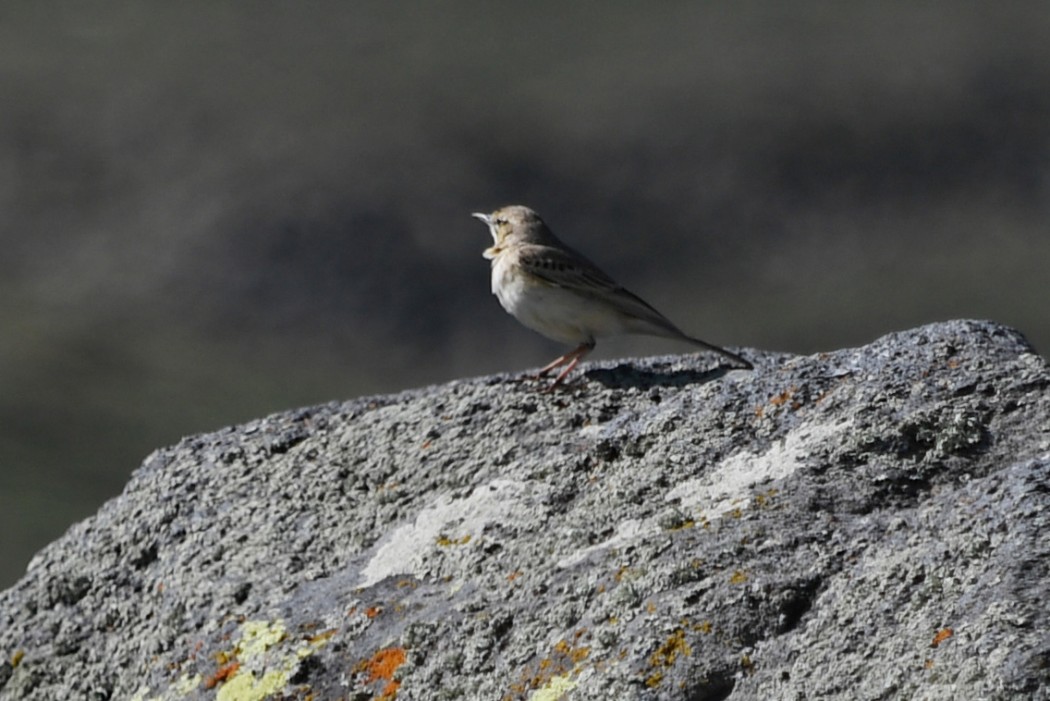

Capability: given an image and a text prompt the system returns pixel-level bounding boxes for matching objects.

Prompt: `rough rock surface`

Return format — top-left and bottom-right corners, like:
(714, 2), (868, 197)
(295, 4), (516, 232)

(1, 319), (1048, 701)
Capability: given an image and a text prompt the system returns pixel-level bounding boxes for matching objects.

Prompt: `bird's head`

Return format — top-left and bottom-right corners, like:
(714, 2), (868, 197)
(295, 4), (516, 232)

(472, 205), (553, 259)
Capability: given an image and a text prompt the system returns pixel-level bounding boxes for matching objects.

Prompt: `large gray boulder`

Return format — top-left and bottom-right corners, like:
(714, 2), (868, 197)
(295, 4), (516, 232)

(1, 319), (1047, 701)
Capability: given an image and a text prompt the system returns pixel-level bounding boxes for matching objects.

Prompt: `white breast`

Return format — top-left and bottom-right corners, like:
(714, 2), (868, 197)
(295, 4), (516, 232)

(490, 252), (630, 345)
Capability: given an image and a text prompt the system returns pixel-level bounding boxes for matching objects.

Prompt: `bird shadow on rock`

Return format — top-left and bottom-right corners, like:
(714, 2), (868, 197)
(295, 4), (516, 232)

(583, 362), (733, 390)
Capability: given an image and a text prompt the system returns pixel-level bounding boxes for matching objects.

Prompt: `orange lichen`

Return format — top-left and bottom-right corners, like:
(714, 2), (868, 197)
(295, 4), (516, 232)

(365, 606), (383, 619)
(931, 628), (954, 647)
(364, 647), (406, 684)
(770, 387), (797, 407)
(203, 661), (241, 689)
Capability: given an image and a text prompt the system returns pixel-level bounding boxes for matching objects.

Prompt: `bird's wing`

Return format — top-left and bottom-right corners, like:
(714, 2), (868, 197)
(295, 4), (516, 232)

(516, 244), (752, 368)
(516, 244), (679, 330)
(516, 244), (620, 293)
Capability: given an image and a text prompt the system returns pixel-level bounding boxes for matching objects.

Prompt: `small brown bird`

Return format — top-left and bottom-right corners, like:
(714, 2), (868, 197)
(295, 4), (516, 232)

(473, 205), (752, 389)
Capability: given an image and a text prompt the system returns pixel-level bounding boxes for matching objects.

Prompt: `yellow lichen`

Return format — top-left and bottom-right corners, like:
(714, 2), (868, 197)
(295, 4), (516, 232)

(129, 688), (157, 701)
(504, 632), (592, 700)
(140, 618), (336, 701)
(553, 639), (590, 664)
(238, 620), (287, 659)
(173, 673), (203, 693)
(215, 668), (288, 701)
(648, 628), (692, 675)
(645, 670), (664, 688)
(531, 674), (578, 701)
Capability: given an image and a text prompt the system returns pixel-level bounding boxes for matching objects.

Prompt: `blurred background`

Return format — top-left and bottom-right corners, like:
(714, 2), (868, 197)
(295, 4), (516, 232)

(1, 3), (1047, 588)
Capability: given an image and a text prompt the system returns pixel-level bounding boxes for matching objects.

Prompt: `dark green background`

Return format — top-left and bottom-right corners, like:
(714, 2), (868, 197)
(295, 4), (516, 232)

(2, 3), (1047, 588)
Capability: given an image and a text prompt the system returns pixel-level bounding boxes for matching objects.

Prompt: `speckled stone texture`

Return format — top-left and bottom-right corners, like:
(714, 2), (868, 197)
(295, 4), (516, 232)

(1, 320), (1047, 701)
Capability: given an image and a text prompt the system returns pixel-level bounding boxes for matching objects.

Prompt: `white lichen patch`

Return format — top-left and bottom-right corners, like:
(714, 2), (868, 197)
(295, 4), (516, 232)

(667, 419), (854, 518)
(558, 419), (854, 569)
(358, 478), (544, 587)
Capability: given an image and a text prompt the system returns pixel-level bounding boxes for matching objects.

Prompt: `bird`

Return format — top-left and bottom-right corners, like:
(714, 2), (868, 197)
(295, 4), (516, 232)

(472, 205), (752, 389)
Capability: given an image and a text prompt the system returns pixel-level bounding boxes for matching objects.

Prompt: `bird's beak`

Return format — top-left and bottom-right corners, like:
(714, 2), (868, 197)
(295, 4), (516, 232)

(474, 212), (499, 257)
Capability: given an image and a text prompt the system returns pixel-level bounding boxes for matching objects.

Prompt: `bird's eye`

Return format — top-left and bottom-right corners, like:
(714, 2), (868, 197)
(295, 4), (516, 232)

(495, 217), (507, 225)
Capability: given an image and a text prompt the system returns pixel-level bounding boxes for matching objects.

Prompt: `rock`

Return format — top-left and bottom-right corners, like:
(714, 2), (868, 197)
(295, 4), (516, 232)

(0, 319), (1047, 701)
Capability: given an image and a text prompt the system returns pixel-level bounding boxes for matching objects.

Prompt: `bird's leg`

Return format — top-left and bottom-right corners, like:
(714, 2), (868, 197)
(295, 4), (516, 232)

(536, 342), (592, 377)
(536, 353), (571, 377)
(536, 341), (595, 390)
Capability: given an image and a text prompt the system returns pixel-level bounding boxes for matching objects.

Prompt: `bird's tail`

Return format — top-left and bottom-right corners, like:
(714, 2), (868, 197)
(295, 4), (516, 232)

(616, 293), (754, 370)
(682, 335), (753, 370)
